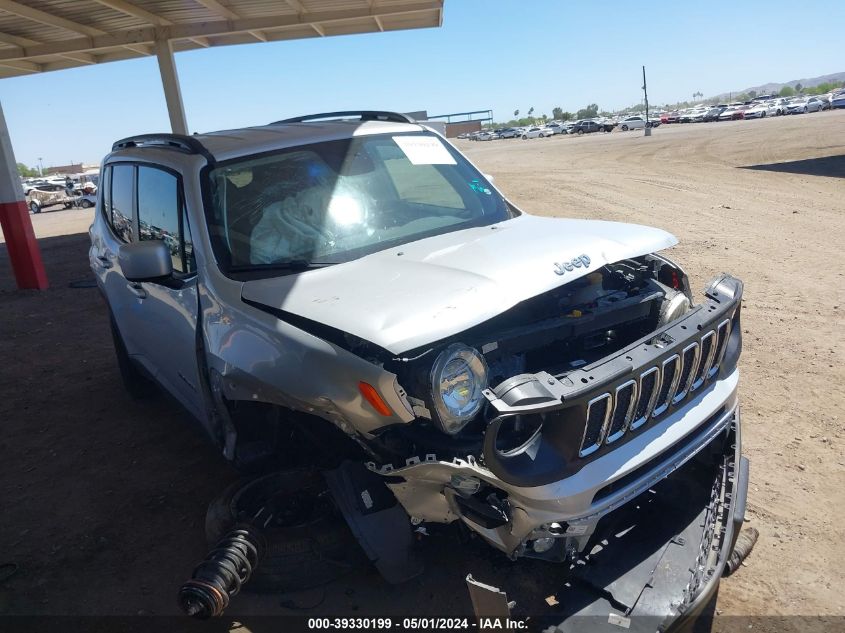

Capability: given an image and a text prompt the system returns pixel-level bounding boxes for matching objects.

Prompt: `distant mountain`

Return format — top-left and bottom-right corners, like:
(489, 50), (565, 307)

(715, 71), (845, 99)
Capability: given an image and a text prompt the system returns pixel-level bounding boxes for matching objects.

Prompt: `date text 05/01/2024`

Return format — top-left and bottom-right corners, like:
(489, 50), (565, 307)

(306, 617), (528, 630)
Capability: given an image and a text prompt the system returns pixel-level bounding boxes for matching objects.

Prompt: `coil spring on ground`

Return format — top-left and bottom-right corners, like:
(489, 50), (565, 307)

(178, 524), (267, 618)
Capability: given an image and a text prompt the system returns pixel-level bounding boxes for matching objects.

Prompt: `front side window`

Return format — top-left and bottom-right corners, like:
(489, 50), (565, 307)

(110, 164), (134, 243)
(137, 165), (194, 274)
(206, 133), (513, 273)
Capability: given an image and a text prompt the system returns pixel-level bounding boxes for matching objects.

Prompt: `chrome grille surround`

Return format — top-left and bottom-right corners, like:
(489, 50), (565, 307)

(653, 353), (682, 417)
(709, 319), (731, 378)
(630, 367), (660, 431)
(605, 380), (638, 444)
(673, 342), (701, 404)
(579, 393), (612, 457)
(692, 330), (717, 391)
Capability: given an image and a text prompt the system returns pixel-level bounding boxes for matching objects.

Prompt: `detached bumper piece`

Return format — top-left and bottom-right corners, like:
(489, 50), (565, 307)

(482, 275), (743, 487)
(473, 414), (748, 633)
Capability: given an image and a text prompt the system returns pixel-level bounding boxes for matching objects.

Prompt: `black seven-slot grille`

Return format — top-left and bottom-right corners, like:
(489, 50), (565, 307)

(481, 275), (743, 488)
(578, 318), (731, 457)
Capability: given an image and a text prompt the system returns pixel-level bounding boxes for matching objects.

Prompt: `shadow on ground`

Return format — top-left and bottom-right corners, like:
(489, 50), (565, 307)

(738, 155), (845, 178)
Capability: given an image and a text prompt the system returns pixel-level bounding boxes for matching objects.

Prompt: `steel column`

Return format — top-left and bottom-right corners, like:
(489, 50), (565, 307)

(154, 39), (188, 135)
(0, 100), (48, 289)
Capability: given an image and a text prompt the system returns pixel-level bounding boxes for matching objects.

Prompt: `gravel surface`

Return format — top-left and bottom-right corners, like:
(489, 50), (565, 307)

(1, 110), (842, 626)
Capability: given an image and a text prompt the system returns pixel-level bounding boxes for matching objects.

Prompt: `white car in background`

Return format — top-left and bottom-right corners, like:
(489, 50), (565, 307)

(743, 101), (776, 119)
(618, 115), (646, 131)
(521, 126), (551, 139)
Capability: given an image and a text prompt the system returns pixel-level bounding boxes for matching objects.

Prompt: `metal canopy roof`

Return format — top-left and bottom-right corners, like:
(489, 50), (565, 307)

(0, 0), (444, 78)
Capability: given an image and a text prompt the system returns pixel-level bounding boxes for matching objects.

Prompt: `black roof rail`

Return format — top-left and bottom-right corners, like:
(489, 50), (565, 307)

(271, 111), (417, 125)
(111, 134), (215, 163)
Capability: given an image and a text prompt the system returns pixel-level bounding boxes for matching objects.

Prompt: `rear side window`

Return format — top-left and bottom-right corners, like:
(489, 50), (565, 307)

(110, 164), (134, 243)
(137, 165), (194, 275)
(101, 166), (111, 221)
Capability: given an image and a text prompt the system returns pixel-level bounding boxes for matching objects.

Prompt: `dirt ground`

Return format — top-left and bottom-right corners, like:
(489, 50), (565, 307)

(1, 111), (843, 628)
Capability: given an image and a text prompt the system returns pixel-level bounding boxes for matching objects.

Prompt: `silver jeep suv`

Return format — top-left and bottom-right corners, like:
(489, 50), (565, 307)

(91, 111), (747, 624)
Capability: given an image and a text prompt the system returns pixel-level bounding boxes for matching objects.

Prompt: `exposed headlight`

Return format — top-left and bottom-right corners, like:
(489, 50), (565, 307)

(430, 343), (488, 435)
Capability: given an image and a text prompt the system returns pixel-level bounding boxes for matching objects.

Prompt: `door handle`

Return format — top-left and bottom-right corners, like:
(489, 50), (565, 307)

(128, 283), (147, 299)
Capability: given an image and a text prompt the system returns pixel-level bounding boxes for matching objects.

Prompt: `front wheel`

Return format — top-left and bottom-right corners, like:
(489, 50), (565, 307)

(205, 470), (367, 593)
(577, 129), (584, 135)
(29, 201), (40, 214)
(621, 125), (628, 131)
(80, 199), (93, 208)
(522, 135), (528, 140)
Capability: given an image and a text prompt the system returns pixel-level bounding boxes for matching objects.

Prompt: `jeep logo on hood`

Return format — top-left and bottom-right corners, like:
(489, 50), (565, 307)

(554, 254), (591, 276)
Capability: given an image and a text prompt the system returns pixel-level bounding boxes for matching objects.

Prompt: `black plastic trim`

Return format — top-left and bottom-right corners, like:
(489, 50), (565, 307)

(112, 134), (216, 164)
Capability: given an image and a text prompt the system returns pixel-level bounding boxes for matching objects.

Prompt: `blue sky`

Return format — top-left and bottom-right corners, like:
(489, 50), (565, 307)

(1, 0), (842, 168)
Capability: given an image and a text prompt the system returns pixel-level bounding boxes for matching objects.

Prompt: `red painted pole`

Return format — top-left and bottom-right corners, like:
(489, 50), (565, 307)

(0, 101), (48, 290)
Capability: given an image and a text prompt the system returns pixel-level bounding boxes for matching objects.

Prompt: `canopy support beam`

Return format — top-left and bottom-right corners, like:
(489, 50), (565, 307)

(0, 100), (47, 289)
(154, 39), (188, 135)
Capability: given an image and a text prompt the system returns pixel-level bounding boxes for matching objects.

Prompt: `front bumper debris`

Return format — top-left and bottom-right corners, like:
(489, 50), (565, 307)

(466, 412), (749, 632)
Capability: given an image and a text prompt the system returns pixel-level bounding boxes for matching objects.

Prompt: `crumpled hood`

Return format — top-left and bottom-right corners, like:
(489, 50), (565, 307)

(241, 214), (677, 354)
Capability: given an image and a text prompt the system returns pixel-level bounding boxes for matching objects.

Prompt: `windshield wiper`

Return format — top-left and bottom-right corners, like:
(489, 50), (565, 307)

(229, 259), (337, 273)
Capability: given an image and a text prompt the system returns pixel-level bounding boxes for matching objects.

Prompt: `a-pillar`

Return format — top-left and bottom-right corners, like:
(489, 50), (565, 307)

(0, 101), (48, 290)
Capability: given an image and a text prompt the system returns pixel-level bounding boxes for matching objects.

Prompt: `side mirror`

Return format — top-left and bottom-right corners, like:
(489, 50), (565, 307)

(119, 240), (173, 281)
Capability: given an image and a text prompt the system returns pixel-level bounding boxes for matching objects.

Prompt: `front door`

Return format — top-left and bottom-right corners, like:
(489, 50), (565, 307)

(93, 161), (204, 419)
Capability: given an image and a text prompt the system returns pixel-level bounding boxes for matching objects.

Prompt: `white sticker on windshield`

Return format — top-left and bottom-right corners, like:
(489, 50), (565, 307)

(393, 136), (456, 165)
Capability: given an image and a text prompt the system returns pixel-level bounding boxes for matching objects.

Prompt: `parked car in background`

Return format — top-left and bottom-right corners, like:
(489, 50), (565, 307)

(618, 115), (646, 131)
(816, 94), (832, 110)
(521, 126), (551, 139)
(770, 98), (790, 115)
(571, 120), (606, 135)
(544, 122), (566, 135)
(786, 97), (822, 114)
(831, 92), (845, 109)
(498, 128), (520, 139)
(718, 106), (746, 121)
(26, 183), (70, 213)
(703, 106), (728, 122)
(743, 101), (776, 119)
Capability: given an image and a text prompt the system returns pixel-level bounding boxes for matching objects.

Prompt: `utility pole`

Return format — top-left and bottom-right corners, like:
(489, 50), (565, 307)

(642, 65), (651, 137)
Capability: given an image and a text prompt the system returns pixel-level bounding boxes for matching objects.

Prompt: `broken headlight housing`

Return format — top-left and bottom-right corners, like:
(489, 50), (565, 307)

(430, 343), (489, 435)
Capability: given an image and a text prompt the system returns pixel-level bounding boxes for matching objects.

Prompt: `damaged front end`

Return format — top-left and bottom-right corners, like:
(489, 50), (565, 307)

(339, 259), (747, 623)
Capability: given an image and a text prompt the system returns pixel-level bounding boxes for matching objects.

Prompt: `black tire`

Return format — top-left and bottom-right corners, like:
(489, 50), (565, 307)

(80, 199), (93, 208)
(577, 129), (584, 135)
(761, 111), (766, 118)
(109, 313), (157, 399)
(205, 470), (368, 593)
(29, 201), (40, 214)
(621, 125), (628, 131)
(521, 135), (527, 140)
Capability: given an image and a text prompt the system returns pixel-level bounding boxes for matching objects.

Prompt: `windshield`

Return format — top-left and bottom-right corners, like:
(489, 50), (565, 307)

(205, 132), (514, 274)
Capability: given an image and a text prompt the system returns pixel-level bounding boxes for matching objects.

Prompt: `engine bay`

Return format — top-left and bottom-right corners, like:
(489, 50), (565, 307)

(381, 255), (693, 457)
